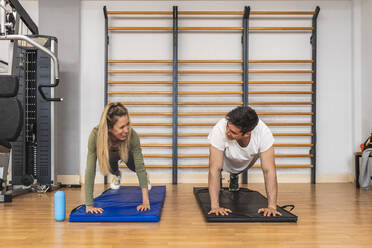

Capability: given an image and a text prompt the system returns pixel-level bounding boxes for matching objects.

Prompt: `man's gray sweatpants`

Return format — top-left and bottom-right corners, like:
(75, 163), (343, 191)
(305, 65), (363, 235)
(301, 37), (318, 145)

(359, 148), (372, 189)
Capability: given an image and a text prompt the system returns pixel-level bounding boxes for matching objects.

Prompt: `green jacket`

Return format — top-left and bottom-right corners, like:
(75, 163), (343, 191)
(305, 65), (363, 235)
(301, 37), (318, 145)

(84, 127), (148, 206)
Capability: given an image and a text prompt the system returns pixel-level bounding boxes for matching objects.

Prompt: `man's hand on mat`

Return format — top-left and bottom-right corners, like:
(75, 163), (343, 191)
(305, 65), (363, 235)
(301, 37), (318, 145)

(137, 202), (151, 212)
(86, 206), (104, 214)
(257, 207), (282, 217)
(208, 207), (232, 216)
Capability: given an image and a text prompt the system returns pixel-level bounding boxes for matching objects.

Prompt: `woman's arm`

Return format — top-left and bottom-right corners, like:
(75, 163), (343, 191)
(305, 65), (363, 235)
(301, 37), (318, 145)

(84, 128), (103, 213)
(130, 129), (151, 210)
(130, 129), (149, 189)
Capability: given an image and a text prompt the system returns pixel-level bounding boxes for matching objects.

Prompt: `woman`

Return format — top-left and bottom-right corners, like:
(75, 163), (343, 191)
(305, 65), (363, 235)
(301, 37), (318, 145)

(85, 102), (150, 214)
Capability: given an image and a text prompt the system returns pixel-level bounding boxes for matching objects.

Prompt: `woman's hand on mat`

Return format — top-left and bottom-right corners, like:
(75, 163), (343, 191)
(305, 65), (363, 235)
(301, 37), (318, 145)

(86, 206), (104, 214)
(138, 188), (151, 211)
(257, 207), (282, 217)
(208, 207), (232, 216)
(137, 201), (151, 212)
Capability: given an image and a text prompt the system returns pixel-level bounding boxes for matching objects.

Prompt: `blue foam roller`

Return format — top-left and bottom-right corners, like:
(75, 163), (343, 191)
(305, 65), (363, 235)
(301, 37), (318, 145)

(69, 186), (166, 222)
(54, 191), (66, 221)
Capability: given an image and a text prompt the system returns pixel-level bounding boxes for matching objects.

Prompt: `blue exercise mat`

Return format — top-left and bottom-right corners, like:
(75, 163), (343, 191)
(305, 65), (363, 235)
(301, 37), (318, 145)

(69, 186), (166, 222)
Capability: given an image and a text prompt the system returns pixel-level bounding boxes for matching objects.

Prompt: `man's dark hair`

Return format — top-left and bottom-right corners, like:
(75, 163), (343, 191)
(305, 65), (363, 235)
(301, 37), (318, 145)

(226, 106), (259, 134)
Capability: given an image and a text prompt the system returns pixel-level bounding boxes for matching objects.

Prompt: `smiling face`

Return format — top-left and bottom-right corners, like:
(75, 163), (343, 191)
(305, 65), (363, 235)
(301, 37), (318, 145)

(226, 121), (251, 143)
(108, 115), (130, 142)
(226, 121), (243, 140)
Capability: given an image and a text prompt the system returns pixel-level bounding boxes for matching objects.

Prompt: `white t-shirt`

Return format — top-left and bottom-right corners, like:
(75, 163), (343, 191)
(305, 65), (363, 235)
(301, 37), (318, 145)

(208, 118), (274, 173)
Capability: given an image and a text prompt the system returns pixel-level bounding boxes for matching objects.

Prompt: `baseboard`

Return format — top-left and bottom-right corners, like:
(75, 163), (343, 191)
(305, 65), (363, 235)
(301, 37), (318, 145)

(57, 175), (81, 185)
(316, 173), (355, 183)
(79, 174), (105, 184)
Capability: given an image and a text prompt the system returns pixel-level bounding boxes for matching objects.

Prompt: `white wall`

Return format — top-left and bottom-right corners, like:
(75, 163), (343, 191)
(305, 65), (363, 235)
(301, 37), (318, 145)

(361, 0), (372, 138)
(80, 0), (356, 183)
(39, 0), (81, 177)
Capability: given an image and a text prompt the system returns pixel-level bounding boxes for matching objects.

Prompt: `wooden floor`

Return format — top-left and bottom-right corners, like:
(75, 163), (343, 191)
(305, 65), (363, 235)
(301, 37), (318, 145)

(1, 183), (372, 247)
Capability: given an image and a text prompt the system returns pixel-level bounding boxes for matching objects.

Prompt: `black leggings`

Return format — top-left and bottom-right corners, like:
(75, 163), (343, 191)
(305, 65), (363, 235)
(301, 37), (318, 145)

(109, 150), (135, 176)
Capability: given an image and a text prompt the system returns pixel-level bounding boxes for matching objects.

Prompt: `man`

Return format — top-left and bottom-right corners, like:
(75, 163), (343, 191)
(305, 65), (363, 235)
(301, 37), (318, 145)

(207, 106), (281, 217)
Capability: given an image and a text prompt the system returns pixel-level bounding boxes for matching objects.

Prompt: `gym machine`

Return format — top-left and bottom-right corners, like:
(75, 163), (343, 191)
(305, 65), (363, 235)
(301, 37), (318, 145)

(0, 0), (62, 202)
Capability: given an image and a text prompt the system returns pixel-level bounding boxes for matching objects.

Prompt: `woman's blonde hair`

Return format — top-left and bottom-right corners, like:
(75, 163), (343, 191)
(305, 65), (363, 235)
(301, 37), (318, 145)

(96, 102), (131, 175)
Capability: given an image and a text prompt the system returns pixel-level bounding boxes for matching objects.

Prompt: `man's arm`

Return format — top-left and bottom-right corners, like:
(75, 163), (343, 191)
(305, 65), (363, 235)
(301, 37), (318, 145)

(258, 146), (282, 216)
(208, 145), (232, 216)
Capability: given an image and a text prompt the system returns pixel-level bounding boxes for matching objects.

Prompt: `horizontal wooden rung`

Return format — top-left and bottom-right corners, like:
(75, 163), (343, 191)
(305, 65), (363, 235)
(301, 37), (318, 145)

(108, 69), (313, 74)
(274, 144), (314, 147)
(132, 123), (210, 126)
(130, 112), (313, 116)
(143, 154), (209, 158)
(109, 26), (173, 31)
(108, 91), (313, 95)
(108, 91), (243, 95)
(179, 81), (313, 84)
(274, 133), (313, 136)
(140, 143), (313, 148)
(138, 132), (313, 137)
(108, 59), (314, 64)
(253, 164), (314, 168)
(108, 69), (172, 74)
(179, 101), (313, 105)
(142, 154), (312, 158)
(249, 91), (313, 94)
(109, 59), (242, 63)
(250, 27), (313, 31)
(179, 123), (212, 126)
(143, 155), (173, 158)
(179, 11), (243, 15)
(109, 91), (171, 95)
(138, 133), (206, 137)
(138, 133), (173, 137)
(178, 133), (208, 137)
(108, 81), (172, 84)
(138, 133), (205, 137)
(181, 11), (316, 16)
(178, 164), (208, 168)
(250, 70), (313, 74)
(178, 111), (314, 116)
(107, 11), (173, 15)
(119, 164), (173, 168)
(259, 112), (314, 115)
(249, 81), (313, 84)
(178, 144), (209, 147)
(106, 11), (316, 16)
(142, 144), (172, 147)
(116, 101), (172, 105)
(132, 122), (313, 127)
(275, 154), (313, 158)
(107, 80), (313, 85)
(131, 112), (173, 116)
(108, 26), (314, 31)
(132, 123), (172, 126)
(266, 122), (314, 126)
(109, 59), (173, 63)
(112, 101), (313, 105)
(251, 11), (316, 15)
(175, 164), (314, 168)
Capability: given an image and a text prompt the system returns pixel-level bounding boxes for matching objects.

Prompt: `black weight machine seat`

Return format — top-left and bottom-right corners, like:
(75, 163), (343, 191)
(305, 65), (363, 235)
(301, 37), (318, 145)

(0, 75), (24, 202)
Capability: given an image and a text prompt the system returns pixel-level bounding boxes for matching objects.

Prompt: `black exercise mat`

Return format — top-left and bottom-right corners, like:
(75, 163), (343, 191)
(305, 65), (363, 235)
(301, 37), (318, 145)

(194, 187), (297, 222)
